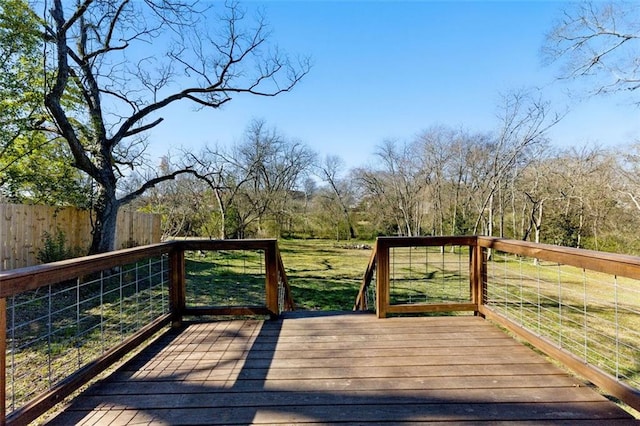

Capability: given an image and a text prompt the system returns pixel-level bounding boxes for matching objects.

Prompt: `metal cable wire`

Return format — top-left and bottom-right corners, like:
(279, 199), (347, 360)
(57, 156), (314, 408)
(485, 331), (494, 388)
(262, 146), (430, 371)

(388, 245), (471, 305)
(484, 251), (640, 390)
(184, 250), (266, 308)
(5, 255), (170, 413)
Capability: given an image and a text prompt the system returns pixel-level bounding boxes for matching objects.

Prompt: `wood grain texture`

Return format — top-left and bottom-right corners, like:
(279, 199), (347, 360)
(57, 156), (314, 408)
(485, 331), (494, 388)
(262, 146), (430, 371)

(478, 236), (640, 280)
(44, 313), (636, 425)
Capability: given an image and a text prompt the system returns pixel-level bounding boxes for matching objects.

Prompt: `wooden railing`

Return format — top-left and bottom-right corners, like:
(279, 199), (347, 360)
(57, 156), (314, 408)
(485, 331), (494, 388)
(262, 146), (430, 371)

(354, 235), (640, 412)
(3, 235), (639, 422)
(0, 239), (292, 426)
(353, 242), (377, 311)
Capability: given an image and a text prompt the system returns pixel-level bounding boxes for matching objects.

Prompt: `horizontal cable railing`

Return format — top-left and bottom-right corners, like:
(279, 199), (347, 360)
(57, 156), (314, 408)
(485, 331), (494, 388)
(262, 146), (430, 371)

(359, 236), (480, 317)
(477, 237), (640, 412)
(0, 243), (174, 426)
(1, 239), (292, 426)
(362, 235), (639, 412)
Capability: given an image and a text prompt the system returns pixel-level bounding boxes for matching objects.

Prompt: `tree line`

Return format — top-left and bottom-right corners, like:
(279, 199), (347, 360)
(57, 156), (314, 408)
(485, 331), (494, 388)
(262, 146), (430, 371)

(128, 114), (640, 255)
(2, 1), (640, 254)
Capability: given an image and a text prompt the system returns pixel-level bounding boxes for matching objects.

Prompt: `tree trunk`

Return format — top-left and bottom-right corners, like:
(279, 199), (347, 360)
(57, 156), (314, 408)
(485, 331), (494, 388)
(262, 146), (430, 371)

(89, 186), (120, 254)
(532, 200), (543, 266)
(534, 200), (543, 244)
(487, 193), (494, 237)
(214, 188), (226, 239)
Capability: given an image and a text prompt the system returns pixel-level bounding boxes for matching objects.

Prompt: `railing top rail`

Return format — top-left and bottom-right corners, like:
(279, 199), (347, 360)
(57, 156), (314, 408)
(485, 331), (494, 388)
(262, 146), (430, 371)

(0, 242), (174, 298)
(373, 235), (640, 280)
(174, 238), (278, 251)
(478, 236), (640, 280)
(375, 235), (477, 248)
(0, 239), (281, 299)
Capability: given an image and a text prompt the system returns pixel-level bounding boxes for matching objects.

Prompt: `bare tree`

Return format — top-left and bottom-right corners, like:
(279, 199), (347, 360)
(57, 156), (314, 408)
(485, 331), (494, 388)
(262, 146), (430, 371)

(317, 155), (356, 239)
(416, 126), (489, 236)
(132, 157), (214, 239)
(357, 139), (428, 236)
(615, 142), (640, 213)
(545, 1), (640, 99)
(182, 144), (243, 240)
(517, 150), (559, 244)
(233, 121), (316, 237)
(471, 91), (558, 235)
(555, 146), (617, 249)
(186, 120), (315, 239)
(416, 126), (453, 236)
(36, 1), (309, 253)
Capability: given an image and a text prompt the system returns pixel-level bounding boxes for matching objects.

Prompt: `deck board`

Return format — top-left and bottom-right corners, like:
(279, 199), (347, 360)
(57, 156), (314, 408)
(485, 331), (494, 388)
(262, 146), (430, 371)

(45, 312), (637, 425)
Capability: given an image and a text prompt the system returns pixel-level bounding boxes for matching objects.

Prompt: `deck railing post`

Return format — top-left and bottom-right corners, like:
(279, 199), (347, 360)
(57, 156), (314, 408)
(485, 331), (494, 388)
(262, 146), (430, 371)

(1, 297), (6, 426)
(376, 240), (389, 318)
(169, 244), (185, 327)
(470, 240), (485, 315)
(480, 245), (487, 308)
(265, 241), (279, 318)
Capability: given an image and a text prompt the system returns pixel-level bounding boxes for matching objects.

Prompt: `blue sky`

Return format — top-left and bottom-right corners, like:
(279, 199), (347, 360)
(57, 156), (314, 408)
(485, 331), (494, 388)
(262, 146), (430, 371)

(149, 1), (640, 168)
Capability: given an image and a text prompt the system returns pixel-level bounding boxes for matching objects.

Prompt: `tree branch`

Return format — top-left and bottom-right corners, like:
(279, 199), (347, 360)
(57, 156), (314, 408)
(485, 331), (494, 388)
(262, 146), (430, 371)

(122, 118), (164, 137)
(119, 168), (200, 205)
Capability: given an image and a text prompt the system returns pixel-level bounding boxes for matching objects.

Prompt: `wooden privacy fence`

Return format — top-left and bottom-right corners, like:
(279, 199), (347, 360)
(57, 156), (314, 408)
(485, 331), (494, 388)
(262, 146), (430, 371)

(0, 203), (161, 271)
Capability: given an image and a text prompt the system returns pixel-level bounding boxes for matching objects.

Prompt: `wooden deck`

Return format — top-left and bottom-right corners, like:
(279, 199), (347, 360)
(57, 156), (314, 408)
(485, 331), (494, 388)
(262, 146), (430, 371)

(45, 312), (637, 425)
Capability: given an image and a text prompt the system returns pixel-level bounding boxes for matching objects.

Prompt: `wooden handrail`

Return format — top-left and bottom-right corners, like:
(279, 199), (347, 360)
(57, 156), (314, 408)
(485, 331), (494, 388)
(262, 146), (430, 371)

(353, 241), (377, 311)
(0, 242), (173, 298)
(478, 236), (640, 280)
(275, 244), (295, 311)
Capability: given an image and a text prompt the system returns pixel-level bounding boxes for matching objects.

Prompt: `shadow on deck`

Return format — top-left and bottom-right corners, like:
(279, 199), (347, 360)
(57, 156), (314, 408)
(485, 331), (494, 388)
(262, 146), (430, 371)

(45, 312), (636, 425)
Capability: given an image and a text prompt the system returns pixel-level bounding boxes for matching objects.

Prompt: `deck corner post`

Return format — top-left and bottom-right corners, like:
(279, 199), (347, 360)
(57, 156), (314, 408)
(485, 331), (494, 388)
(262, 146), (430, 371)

(480, 245), (487, 312)
(1, 297), (6, 426)
(376, 241), (389, 319)
(265, 241), (280, 318)
(169, 244), (186, 328)
(471, 242), (487, 317)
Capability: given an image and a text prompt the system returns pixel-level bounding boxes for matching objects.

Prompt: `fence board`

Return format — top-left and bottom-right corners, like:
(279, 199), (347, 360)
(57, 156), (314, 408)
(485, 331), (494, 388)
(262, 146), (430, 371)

(0, 203), (161, 270)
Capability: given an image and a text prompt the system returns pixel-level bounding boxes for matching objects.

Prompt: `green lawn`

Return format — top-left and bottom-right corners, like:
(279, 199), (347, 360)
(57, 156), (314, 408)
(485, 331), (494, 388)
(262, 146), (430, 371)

(182, 239), (375, 311)
(278, 239), (375, 310)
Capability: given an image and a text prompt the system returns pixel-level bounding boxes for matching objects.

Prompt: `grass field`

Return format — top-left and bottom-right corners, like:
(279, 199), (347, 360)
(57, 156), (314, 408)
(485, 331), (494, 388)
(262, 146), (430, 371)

(183, 239), (374, 311)
(277, 239), (375, 310)
(386, 245), (472, 305)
